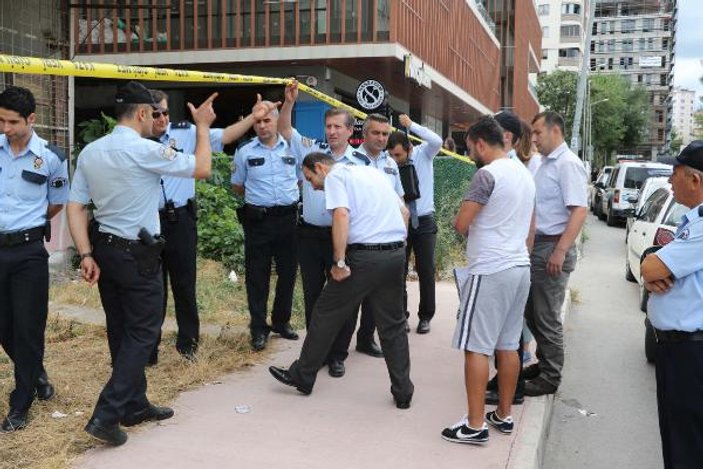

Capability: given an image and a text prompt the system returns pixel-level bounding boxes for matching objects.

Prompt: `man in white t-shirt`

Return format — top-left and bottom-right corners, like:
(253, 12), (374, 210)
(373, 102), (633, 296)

(441, 116), (535, 445)
(269, 152), (414, 409)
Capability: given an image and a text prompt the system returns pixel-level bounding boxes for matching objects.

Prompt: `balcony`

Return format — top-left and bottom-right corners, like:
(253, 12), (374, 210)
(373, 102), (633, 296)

(73, 0), (392, 55)
(558, 56), (580, 68)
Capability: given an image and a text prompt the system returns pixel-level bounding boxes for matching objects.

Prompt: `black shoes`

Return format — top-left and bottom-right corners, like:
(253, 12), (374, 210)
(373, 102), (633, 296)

(177, 341), (198, 362)
(1, 408), (28, 433)
(271, 323), (299, 340)
(251, 331), (269, 351)
(356, 339), (384, 358)
(327, 359), (345, 378)
(85, 417), (128, 446)
(268, 366), (312, 395)
(523, 364), (541, 380)
(35, 372), (55, 401)
(524, 377), (558, 397)
(121, 404), (175, 427)
(394, 398), (412, 410)
(416, 319), (431, 334)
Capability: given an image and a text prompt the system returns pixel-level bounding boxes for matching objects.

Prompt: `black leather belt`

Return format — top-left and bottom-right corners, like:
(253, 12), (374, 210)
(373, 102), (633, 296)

(535, 233), (563, 243)
(265, 203), (298, 216)
(298, 220), (331, 231)
(654, 328), (703, 343)
(0, 226), (45, 247)
(348, 241), (405, 251)
(93, 231), (138, 251)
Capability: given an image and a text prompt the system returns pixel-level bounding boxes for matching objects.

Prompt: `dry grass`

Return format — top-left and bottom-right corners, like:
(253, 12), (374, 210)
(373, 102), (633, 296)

(0, 316), (269, 469)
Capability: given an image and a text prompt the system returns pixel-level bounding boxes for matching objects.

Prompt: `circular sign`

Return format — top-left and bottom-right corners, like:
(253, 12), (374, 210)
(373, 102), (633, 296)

(355, 79), (386, 111)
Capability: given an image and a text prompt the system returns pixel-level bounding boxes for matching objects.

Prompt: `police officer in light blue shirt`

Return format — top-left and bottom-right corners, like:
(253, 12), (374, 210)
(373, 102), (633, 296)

(148, 89), (274, 363)
(641, 140), (703, 468)
(0, 86), (68, 433)
(67, 81), (216, 446)
(231, 102), (301, 352)
(278, 80), (366, 377)
(387, 114), (443, 335)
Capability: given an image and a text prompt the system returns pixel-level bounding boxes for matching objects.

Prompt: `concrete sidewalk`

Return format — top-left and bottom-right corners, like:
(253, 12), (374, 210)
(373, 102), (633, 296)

(73, 282), (556, 469)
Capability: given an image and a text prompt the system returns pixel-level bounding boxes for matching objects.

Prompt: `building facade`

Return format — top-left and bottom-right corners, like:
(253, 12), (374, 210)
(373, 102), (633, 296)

(71, 0), (541, 146)
(590, 0), (677, 159)
(670, 86), (697, 146)
(536, 0), (593, 73)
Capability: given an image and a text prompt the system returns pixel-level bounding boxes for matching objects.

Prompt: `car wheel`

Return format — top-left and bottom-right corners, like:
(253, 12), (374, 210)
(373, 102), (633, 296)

(644, 317), (655, 364)
(606, 206), (617, 226)
(639, 283), (649, 313)
(625, 258), (636, 282)
(597, 205), (606, 220)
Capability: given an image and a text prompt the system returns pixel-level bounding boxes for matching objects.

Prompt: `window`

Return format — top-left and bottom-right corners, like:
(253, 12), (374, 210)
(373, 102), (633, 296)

(647, 38), (655, 51)
(560, 25), (581, 38)
(643, 18), (654, 32)
(661, 74), (667, 86)
(542, 49), (548, 60)
(622, 39), (633, 52)
(622, 19), (635, 33)
(538, 4), (549, 15)
(662, 38), (669, 51)
(542, 26), (549, 38)
(640, 188), (668, 222)
(638, 37), (645, 51)
(562, 3), (581, 15)
(607, 39), (615, 52)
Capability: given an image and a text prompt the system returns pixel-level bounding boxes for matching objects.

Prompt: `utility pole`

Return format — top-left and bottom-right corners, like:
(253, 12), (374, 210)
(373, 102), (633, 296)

(570, 0), (597, 154)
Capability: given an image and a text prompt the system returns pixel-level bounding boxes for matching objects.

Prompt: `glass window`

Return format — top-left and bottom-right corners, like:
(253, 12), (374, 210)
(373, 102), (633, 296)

(622, 19), (635, 33)
(377, 0), (389, 41)
(542, 26), (549, 38)
(299, 0), (311, 44)
(622, 39), (633, 52)
(663, 201), (688, 227)
(640, 188), (668, 222)
(624, 167), (672, 190)
(643, 18), (654, 32)
(345, 0), (358, 42)
(538, 4), (549, 15)
(330, 0), (342, 42)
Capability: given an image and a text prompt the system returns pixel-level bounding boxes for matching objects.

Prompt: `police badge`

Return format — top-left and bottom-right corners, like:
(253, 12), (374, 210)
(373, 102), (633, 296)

(33, 156), (43, 169)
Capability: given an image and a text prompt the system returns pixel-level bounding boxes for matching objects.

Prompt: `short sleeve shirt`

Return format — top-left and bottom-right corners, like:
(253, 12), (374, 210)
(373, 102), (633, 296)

(70, 125), (196, 239)
(354, 144), (404, 197)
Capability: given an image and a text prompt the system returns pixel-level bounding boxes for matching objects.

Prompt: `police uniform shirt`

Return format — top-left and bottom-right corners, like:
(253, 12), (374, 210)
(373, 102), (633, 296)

(0, 132), (68, 232)
(405, 122), (442, 216)
(354, 144), (405, 198)
(533, 142), (588, 235)
(158, 121), (224, 209)
(70, 125), (196, 239)
(324, 164), (406, 244)
(288, 128), (364, 226)
(230, 135), (300, 207)
(648, 204), (703, 332)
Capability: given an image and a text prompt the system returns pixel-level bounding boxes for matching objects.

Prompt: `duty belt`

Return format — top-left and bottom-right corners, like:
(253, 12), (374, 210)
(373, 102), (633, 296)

(347, 241), (405, 251)
(93, 231), (139, 251)
(0, 226), (45, 247)
(653, 328), (703, 343)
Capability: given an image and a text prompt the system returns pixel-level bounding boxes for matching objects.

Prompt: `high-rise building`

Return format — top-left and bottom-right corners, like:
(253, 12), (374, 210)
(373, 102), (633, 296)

(670, 86), (697, 146)
(536, 0), (593, 73)
(590, 0), (677, 159)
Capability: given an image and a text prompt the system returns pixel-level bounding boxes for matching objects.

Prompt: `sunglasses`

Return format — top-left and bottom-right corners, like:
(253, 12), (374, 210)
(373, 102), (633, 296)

(152, 110), (170, 119)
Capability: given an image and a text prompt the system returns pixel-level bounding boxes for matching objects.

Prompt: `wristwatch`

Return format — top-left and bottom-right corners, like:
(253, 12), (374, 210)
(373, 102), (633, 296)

(336, 259), (347, 269)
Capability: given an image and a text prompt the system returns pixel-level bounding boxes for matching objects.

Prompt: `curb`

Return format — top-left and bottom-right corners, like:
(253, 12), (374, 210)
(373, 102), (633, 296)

(507, 289), (572, 469)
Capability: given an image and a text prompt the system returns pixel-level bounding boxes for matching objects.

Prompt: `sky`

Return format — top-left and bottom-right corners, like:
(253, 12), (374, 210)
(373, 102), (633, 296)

(673, 1), (703, 104)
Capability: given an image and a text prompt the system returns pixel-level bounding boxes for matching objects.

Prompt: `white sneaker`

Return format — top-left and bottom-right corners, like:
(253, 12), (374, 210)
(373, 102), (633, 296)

(441, 415), (489, 444)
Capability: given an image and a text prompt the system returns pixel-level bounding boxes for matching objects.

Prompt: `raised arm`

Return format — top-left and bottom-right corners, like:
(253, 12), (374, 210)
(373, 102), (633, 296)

(399, 114), (443, 157)
(278, 80), (299, 141)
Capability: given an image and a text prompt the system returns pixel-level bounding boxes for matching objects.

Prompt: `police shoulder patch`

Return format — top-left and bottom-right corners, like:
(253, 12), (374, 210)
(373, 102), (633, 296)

(171, 121), (192, 129)
(301, 136), (317, 148)
(161, 145), (178, 161)
(50, 177), (67, 188)
(678, 228), (690, 240)
(45, 143), (67, 162)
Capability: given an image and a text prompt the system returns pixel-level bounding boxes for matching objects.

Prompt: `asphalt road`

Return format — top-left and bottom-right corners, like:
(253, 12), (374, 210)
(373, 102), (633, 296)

(543, 214), (662, 469)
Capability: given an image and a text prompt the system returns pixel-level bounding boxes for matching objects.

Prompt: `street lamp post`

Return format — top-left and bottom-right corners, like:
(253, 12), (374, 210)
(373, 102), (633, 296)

(586, 97), (609, 167)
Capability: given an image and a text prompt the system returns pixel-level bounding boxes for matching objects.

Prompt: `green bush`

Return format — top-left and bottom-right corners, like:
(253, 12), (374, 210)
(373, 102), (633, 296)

(196, 153), (245, 270)
(433, 157), (476, 276)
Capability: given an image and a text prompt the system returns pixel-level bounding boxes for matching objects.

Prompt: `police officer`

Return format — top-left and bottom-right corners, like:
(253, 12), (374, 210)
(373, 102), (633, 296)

(340, 113), (404, 359)
(278, 81), (364, 377)
(386, 114), (443, 335)
(269, 152), (414, 408)
(67, 81), (216, 446)
(231, 102), (300, 352)
(149, 89), (275, 363)
(0, 86), (68, 432)
(641, 140), (703, 469)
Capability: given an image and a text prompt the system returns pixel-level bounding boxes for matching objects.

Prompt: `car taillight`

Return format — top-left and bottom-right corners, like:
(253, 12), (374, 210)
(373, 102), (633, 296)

(654, 228), (675, 246)
(614, 190), (620, 204)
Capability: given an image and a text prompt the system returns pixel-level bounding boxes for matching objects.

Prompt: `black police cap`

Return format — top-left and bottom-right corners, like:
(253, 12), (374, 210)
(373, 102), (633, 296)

(494, 111), (523, 139)
(115, 81), (157, 106)
(660, 140), (703, 172)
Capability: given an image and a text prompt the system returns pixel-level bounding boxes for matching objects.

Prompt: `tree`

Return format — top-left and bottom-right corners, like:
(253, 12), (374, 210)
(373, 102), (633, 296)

(536, 71), (650, 164)
(670, 129), (683, 155)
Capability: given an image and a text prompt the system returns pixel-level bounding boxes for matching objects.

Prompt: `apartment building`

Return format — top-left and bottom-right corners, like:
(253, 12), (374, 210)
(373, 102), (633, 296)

(670, 86), (697, 146)
(590, 0), (677, 159)
(536, 0), (593, 73)
(71, 1), (541, 142)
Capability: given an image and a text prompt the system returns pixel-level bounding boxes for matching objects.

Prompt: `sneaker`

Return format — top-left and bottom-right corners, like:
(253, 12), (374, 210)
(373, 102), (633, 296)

(486, 410), (514, 434)
(441, 416), (489, 445)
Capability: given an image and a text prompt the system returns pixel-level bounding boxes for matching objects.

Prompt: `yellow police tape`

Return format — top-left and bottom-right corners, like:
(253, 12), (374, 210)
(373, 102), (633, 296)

(0, 54), (473, 164)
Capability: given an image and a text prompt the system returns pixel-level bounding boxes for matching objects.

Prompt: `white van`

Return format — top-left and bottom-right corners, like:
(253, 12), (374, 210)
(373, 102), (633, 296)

(600, 161), (672, 226)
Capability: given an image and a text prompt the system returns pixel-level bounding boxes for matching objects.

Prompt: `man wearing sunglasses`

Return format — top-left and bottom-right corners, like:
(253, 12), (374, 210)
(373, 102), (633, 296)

(149, 89), (277, 363)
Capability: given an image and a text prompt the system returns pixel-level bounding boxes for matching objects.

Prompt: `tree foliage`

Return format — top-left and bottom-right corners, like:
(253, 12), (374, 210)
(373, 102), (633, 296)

(536, 71), (651, 164)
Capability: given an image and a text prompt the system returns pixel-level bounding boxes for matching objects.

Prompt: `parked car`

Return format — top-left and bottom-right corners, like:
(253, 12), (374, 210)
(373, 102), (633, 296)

(625, 185), (687, 311)
(624, 176), (670, 239)
(590, 165), (613, 219)
(600, 161), (672, 226)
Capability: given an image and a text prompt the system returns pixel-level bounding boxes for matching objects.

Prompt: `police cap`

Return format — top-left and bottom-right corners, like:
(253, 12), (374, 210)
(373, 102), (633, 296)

(115, 81), (158, 106)
(661, 140), (703, 172)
